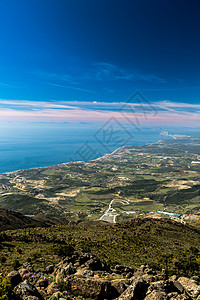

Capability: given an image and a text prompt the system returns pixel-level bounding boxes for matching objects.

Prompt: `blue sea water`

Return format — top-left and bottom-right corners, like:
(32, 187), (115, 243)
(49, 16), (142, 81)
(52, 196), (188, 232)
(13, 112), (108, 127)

(0, 122), (199, 174)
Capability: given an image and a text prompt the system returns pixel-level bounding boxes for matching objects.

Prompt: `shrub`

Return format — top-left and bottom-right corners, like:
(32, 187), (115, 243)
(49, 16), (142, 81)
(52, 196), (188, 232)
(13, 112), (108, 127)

(26, 257), (31, 263)
(0, 233), (8, 242)
(12, 259), (20, 270)
(57, 279), (66, 292)
(31, 251), (41, 260)
(53, 244), (74, 257)
(0, 276), (14, 300)
(0, 256), (7, 264)
(16, 248), (22, 254)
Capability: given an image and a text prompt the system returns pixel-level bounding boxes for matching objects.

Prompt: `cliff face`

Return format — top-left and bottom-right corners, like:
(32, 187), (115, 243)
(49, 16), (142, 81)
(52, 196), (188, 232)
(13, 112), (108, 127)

(5, 252), (200, 300)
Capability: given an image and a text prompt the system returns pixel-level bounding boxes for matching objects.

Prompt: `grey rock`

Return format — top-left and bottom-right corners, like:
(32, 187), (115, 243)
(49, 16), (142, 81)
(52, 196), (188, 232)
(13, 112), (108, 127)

(178, 277), (200, 298)
(7, 270), (22, 288)
(14, 280), (44, 300)
(45, 265), (54, 274)
(46, 282), (60, 296)
(111, 280), (129, 298)
(191, 276), (200, 284)
(65, 275), (112, 299)
(35, 279), (49, 289)
(75, 267), (94, 277)
(118, 279), (149, 300)
(144, 290), (168, 300)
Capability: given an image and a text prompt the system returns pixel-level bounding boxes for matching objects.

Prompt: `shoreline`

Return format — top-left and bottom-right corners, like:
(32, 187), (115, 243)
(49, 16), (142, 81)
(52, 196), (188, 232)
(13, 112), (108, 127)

(0, 146), (128, 176)
(0, 134), (178, 175)
(1, 141), (145, 176)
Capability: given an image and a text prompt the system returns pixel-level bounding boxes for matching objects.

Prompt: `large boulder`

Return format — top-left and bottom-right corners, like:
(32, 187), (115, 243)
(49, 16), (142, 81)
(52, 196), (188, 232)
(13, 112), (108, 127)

(7, 270), (22, 288)
(84, 258), (105, 271)
(46, 282), (60, 296)
(117, 279), (149, 300)
(75, 267), (94, 277)
(65, 275), (112, 299)
(55, 269), (66, 282)
(111, 280), (129, 298)
(114, 265), (134, 276)
(18, 268), (28, 277)
(55, 262), (76, 282)
(178, 277), (200, 298)
(45, 265), (54, 274)
(147, 280), (180, 294)
(35, 279), (49, 289)
(173, 280), (185, 294)
(145, 279), (191, 300)
(14, 280), (44, 300)
(144, 290), (168, 299)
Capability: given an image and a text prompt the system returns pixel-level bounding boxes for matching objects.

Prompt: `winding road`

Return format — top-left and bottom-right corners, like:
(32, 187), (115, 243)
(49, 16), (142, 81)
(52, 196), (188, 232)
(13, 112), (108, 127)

(99, 199), (129, 223)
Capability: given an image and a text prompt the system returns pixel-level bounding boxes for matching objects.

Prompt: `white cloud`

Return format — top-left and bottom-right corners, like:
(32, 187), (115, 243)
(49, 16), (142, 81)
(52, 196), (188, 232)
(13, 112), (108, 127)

(0, 99), (199, 126)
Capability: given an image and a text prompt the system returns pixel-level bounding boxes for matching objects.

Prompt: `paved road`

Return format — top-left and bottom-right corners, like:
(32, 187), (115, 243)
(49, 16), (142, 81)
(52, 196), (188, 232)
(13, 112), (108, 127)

(99, 199), (129, 223)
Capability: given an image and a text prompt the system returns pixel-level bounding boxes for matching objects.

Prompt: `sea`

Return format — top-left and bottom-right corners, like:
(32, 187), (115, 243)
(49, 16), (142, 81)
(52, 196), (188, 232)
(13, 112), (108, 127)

(0, 122), (199, 174)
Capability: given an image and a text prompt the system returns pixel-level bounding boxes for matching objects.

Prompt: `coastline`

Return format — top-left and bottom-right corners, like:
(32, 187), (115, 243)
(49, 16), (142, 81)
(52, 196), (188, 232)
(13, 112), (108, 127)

(1, 145), (128, 176)
(0, 133), (178, 175)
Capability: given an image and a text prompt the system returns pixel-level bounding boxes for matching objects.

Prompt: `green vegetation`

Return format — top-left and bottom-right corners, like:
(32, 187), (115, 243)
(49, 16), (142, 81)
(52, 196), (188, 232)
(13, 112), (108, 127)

(0, 208), (69, 232)
(53, 244), (75, 257)
(0, 136), (200, 223)
(0, 218), (200, 277)
(0, 276), (14, 300)
(0, 136), (200, 296)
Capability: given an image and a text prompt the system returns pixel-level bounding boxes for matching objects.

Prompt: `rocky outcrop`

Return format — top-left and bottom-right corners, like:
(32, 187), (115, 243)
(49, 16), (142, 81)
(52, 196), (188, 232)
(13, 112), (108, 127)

(7, 270), (22, 288)
(8, 252), (200, 300)
(178, 277), (200, 298)
(65, 276), (112, 299)
(14, 280), (44, 300)
(118, 279), (149, 299)
(111, 280), (129, 298)
(46, 282), (60, 296)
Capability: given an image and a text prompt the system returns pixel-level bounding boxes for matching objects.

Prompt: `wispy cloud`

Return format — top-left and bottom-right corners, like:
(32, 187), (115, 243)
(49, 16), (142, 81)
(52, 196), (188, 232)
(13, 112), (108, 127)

(32, 62), (166, 90)
(155, 100), (200, 109)
(47, 82), (95, 93)
(0, 99), (199, 126)
(92, 62), (166, 83)
(32, 69), (95, 93)
(0, 99), (78, 110)
(93, 62), (133, 81)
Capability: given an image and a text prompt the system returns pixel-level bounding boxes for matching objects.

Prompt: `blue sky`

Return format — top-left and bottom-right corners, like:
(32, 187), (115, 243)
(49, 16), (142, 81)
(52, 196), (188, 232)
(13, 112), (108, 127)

(0, 0), (200, 124)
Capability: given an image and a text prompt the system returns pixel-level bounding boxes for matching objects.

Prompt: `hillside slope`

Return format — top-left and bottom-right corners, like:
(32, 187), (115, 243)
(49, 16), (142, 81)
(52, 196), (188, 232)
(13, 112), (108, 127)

(0, 208), (68, 231)
(1, 218), (200, 276)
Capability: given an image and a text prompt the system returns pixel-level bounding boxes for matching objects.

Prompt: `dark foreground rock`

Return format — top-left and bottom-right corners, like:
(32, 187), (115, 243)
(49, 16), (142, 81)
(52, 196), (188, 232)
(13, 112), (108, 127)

(65, 275), (112, 299)
(14, 280), (44, 300)
(118, 279), (149, 299)
(7, 252), (200, 299)
(7, 270), (22, 288)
